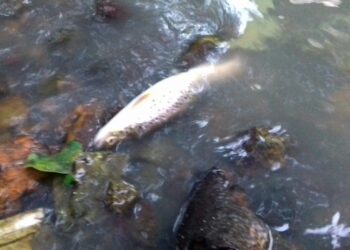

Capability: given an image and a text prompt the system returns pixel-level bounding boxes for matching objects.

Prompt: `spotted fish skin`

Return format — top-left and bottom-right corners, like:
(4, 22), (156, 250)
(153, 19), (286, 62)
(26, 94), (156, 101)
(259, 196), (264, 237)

(94, 56), (245, 149)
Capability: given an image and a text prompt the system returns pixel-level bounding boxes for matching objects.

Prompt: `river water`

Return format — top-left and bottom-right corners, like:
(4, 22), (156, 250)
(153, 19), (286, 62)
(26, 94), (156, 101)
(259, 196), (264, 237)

(1, 0), (350, 249)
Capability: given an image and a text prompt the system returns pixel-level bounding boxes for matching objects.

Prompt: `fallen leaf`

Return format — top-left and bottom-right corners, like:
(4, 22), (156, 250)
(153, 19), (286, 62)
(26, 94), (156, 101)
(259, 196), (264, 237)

(26, 141), (82, 175)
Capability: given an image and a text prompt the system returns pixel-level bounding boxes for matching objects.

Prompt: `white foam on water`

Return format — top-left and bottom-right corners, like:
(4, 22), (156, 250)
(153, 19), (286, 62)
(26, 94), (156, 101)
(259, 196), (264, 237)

(224, 0), (263, 35)
(290, 0), (341, 7)
(305, 212), (350, 249)
(273, 223), (290, 232)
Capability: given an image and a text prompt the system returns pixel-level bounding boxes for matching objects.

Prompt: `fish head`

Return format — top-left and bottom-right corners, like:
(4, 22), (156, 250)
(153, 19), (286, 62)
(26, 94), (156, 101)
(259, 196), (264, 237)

(93, 125), (127, 149)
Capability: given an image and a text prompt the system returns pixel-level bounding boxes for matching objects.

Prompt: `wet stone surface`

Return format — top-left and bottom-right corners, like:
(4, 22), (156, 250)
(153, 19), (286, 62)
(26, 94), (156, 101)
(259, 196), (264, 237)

(175, 167), (305, 250)
(176, 167), (272, 250)
(58, 152), (138, 222)
(31, 152), (160, 249)
(216, 126), (290, 174)
(105, 180), (139, 214)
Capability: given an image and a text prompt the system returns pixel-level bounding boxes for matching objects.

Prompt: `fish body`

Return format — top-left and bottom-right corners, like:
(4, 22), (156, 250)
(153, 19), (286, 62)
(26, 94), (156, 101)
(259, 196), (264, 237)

(94, 56), (245, 149)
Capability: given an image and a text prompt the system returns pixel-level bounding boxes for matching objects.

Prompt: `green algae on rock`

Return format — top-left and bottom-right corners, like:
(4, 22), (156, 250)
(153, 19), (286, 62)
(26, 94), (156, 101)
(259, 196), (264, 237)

(32, 152), (141, 249)
(33, 149), (149, 249)
(54, 152), (138, 226)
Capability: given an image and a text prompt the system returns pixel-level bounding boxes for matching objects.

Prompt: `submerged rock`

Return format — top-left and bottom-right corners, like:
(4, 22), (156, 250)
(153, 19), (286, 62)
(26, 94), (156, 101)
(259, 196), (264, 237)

(217, 126), (290, 172)
(105, 180), (139, 214)
(0, 137), (45, 217)
(59, 103), (105, 148)
(176, 167), (303, 249)
(0, 0), (30, 18)
(0, 208), (46, 250)
(0, 96), (28, 133)
(54, 152), (138, 225)
(176, 167), (272, 250)
(123, 201), (160, 249)
(32, 152), (158, 250)
(95, 0), (130, 21)
(178, 35), (223, 69)
(47, 28), (73, 47)
(36, 75), (79, 98)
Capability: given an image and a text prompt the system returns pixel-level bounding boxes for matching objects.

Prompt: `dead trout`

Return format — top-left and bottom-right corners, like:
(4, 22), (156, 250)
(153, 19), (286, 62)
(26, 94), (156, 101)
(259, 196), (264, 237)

(94, 55), (245, 149)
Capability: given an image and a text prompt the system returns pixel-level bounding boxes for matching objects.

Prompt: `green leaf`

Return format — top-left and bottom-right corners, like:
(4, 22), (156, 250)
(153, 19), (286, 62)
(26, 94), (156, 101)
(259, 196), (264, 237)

(26, 154), (71, 174)
(25, 141), (82, 175)
(63, 174), (77, 187)
(54, 141), (83, 167)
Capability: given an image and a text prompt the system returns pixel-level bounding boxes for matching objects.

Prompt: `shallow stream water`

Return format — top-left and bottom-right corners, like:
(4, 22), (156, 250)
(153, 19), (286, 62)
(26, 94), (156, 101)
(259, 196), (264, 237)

(1, 0), (350, 249)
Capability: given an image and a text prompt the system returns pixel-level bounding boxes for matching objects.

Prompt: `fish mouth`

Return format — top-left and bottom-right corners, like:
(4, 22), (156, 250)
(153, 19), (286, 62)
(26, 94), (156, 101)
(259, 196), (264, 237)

(93, 134), (118, 150)
(93, 140), (104, 150)
(93, 133), (107, 150)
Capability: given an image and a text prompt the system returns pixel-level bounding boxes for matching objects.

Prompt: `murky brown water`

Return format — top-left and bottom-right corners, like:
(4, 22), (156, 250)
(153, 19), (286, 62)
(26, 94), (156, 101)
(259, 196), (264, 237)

(1, 0), (350, 249)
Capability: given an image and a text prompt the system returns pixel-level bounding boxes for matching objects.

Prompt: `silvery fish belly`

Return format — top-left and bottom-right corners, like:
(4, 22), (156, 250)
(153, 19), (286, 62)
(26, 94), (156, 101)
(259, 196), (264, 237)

(94, 57), (244, 149)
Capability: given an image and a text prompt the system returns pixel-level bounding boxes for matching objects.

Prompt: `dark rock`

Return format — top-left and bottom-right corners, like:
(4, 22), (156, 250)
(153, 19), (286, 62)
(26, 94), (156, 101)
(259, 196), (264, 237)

(178, 35), (223, 69)
(176, 167), (272, 250)
(217, 126), (290, 173)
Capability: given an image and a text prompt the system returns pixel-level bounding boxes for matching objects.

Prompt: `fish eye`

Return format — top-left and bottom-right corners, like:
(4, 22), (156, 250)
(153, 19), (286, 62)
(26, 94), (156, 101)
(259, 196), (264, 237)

(106, 136), (118, 146)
